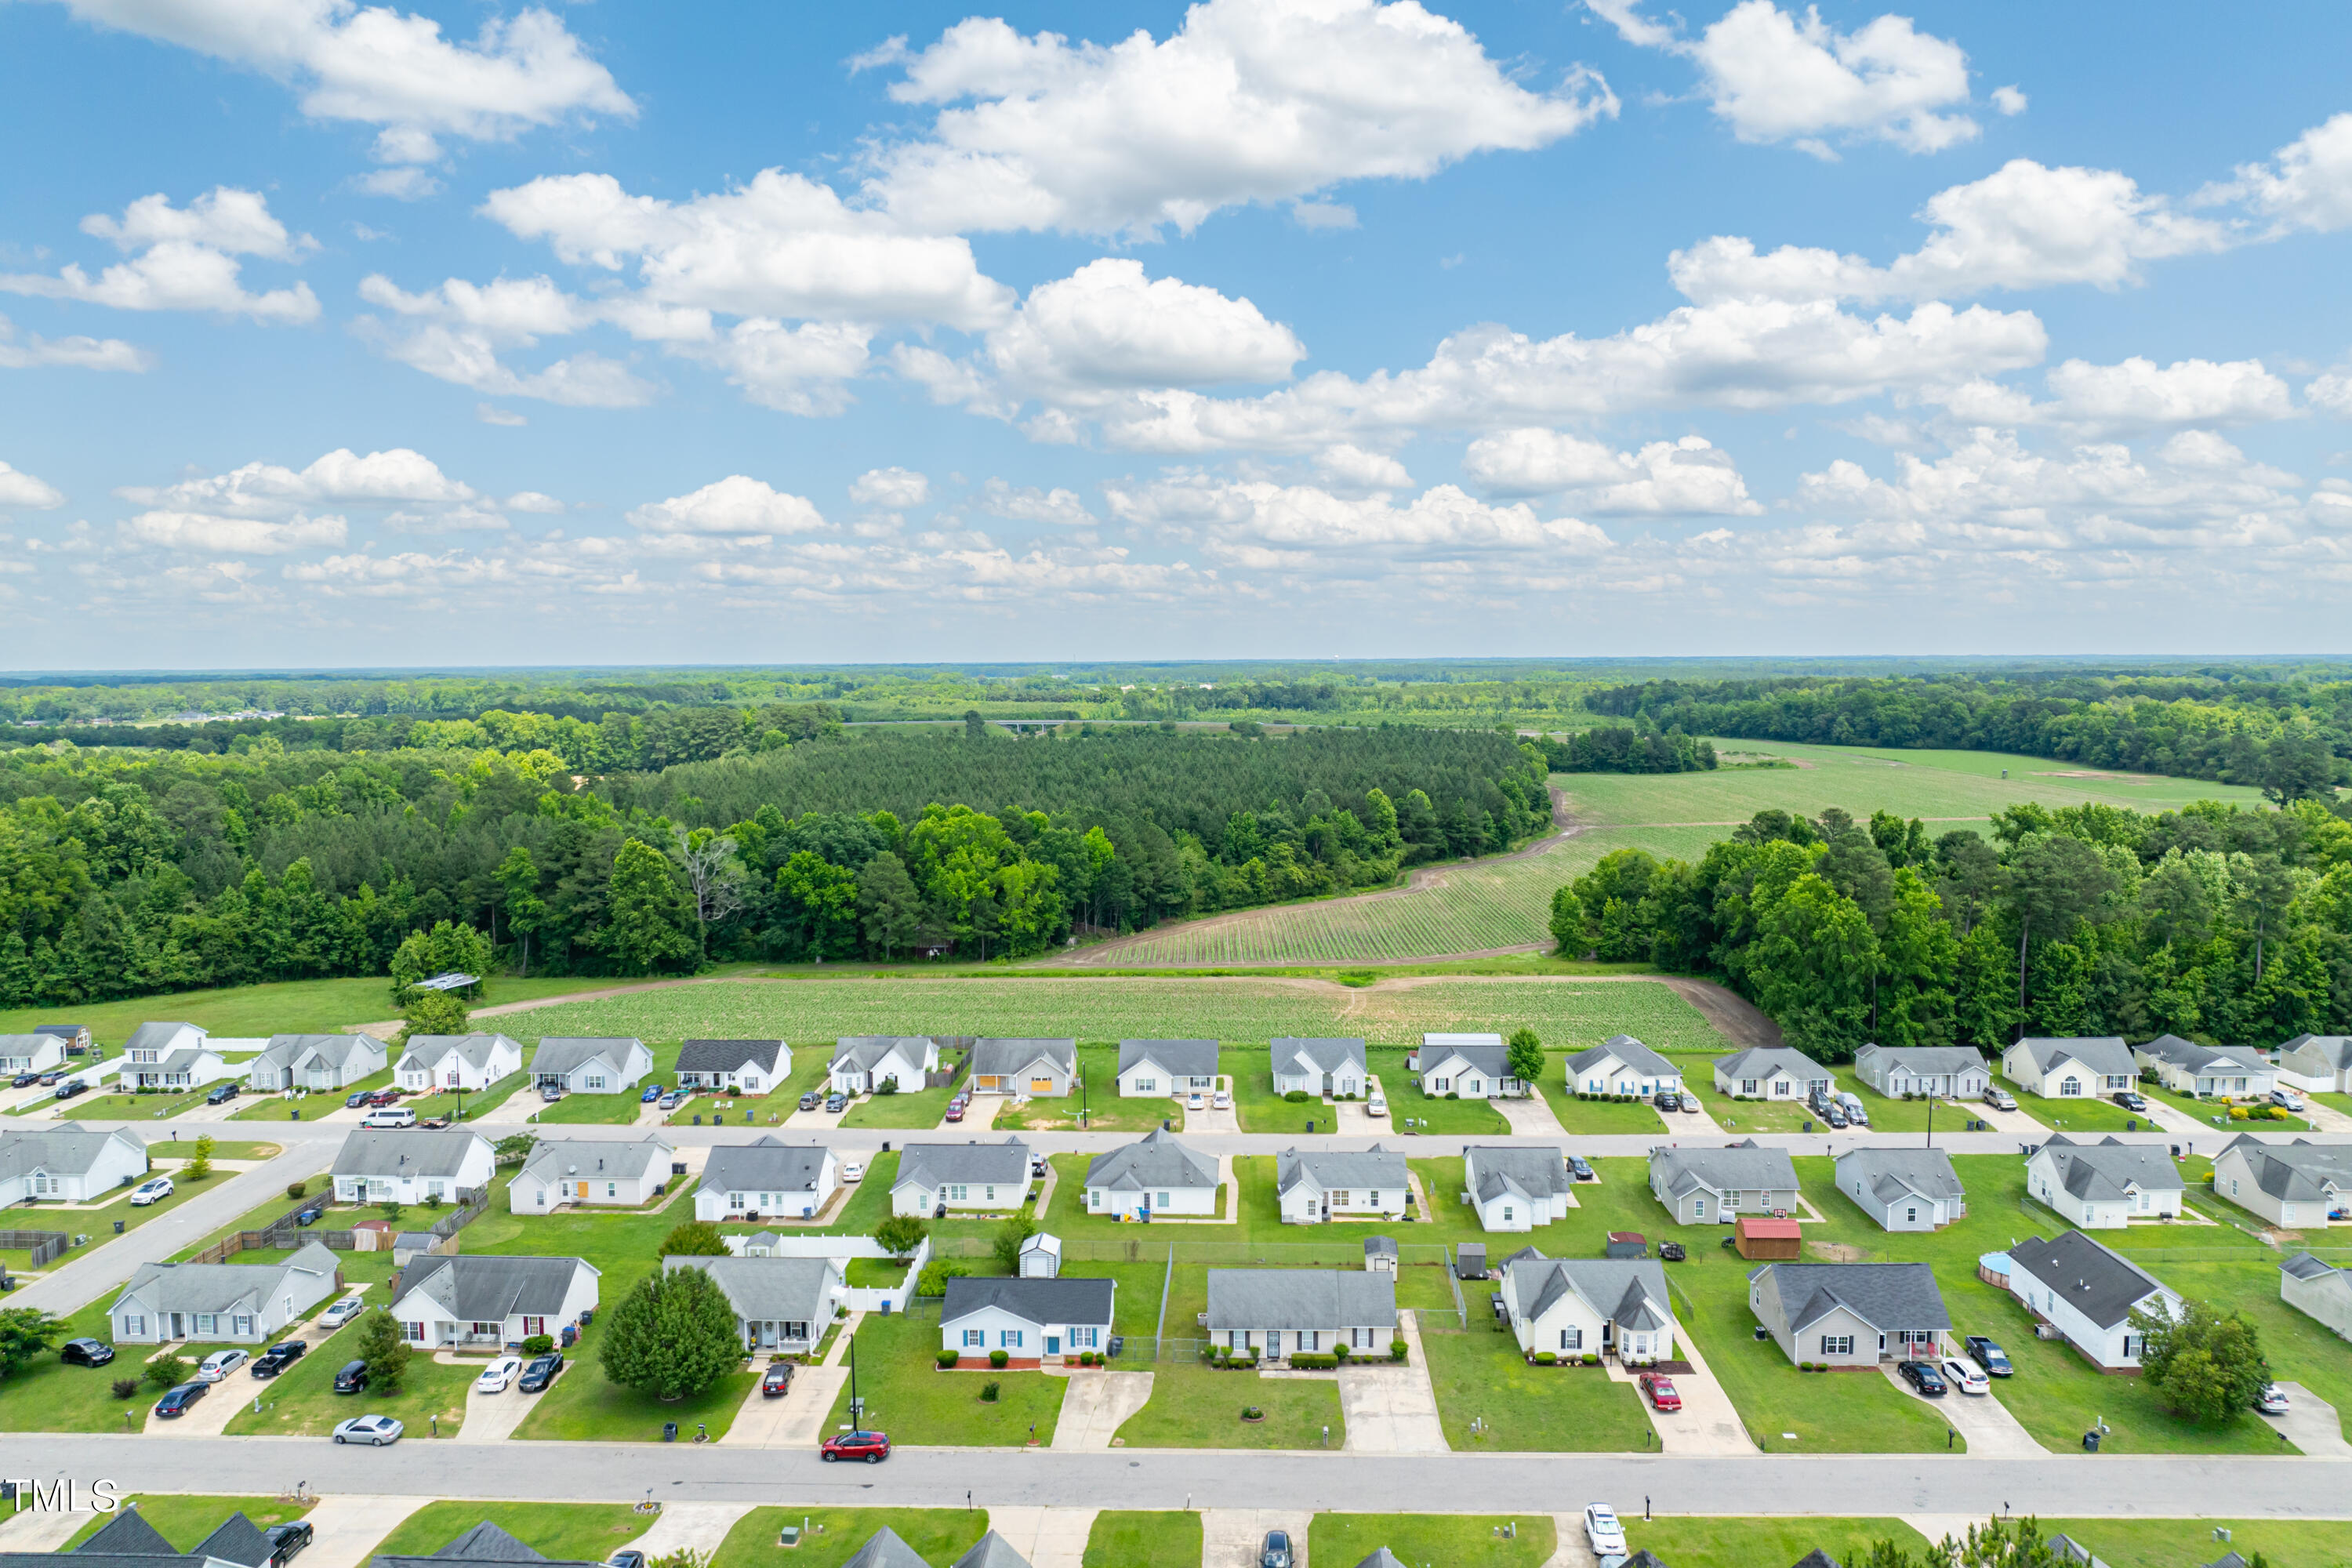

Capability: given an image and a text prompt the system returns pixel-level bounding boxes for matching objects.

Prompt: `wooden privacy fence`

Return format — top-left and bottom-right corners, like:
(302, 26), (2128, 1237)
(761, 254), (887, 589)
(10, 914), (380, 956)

(0, 1229), (70, 1268)
(180, 1185), (492, 1266)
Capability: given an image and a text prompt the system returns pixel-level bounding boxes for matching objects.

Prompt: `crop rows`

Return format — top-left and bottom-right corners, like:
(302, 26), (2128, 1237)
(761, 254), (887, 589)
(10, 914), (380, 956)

(495, 976), (1728, 1053)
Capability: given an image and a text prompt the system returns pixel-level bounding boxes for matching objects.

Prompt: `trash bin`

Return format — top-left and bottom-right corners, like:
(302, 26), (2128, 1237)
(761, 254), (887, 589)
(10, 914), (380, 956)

(1753, 1325), (1771, 1341)
(290, 1109), (300, 1120)
(1801, 1120), (1813, 1133)
(561, 1325), (579, 1348)
(2082, 1430), (2100, 1452)
(114, 1220), (125, 1234)
(693, 1114), (702, 1126)
(663, 1421), (678, 1442)
(2125, 1117), (2138, 1131)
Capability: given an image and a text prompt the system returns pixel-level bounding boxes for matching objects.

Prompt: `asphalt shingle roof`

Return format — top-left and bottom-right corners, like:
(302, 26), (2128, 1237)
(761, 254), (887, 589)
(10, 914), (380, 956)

(840, 1530), (931, 1568)
(1853, 1043), (1987, 1078)
(123, 1022), (201, 1055)
(941, 1274), (1114, 1327)
(1504, 1250), (1674, 1331)
(675, 1040), (784, 1076)
(2136, 1035), (2266, 1076)
(2282, 1034), (2352, 1070)
(1566, 1033), (1679, 1080)
(1116, 1040), (1219, 1080)
(2220, 1135), (2352, 1203)
(1085, 1127), (1218, 1192)
(1650, 1139), (1799, 1200)
(1463, 1145), (1572, 1205)
(2035, 1134), (2184, 1203)
(1417, 1040), (1511, 1080)
(1837, 1148), (1965, 1207)
(895, 1138), (1031, 1191)
(78, 1513), (177, 1557)
(832, 1036), (931, 1073)
(394, 1254), (595, 1321)
(2009, 1231), (2171, 1329)
(331, 1128), (491, 1180)
(252, 1033), (385, 1073)
(948, 1534), (1035, 1568)
(1752, 1261), (1952, 1334)
(114, 1240), (337, 1316)
(189, 1516), (270, 1568)
(2012, 1036), (2136, 1080)
(1269, 1037), (1365, 1078)
(664, 1255), (838, 1323)
(529, 1037), (643, 1078)
(1275, 1144), (1407, 1196)
(2282, 1250), (2341, 1283)
(1204, 1268), (1396, 1331)
(971, 1039), (1076, 1079)
(0, 1123), (141, 1181)
(518, 1136), (673, 1186)
(1715, 1046), (1832, 1083)
(702, 1135), (831, 1195)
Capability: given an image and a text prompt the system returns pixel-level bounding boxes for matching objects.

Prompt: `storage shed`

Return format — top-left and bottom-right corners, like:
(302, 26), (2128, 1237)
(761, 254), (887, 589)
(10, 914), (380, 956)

(1453, 1242), (1485, 1279)
(1733, 1214), (1802, 1261)
(1364, 1236), (1399, 1273)
(1018, 1232), (1062, 1279)
(1605, 1232), (1649, 1259)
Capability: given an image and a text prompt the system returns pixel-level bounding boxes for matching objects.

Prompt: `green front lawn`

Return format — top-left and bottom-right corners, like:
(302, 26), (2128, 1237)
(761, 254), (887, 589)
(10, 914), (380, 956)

(2038, 1518), (2352, 1568)
(1705, 1094), (1822, 1134)
(2314, 1091), (2352, 1122)
(1111, 1361), (1343, 1449)
(0, 1305), (152, 1433)
(810, 1152), (898, 1236)
(525, 1088), (664, 1125)
(396, 1074), (530, 1125)
(512, 1357), (757, 1443)
(713, 1508), (989, 1568)
(64, 1496), (316, 1550)
(820, 1310), (1063, 1444)
(666, 1049), (827, 1127)
(2001, 1080), (2142, 1133)
(2137, 1080), (2308, 1133)
(997, 1045), (1178, 1133)
(13, 1163), (238, 1249)
(1309, 1515), (1553, 1568)
(370, 1503), (653, 1562)
(1534, 1076), (1669, 1134)
(1385, 1091), (1510, 1136)
(222, 1317), (472, 1439)
(59, 1087), (216, 1121)
(1083, 1512), (1201, 1568)
(1421, 1287), (1652, 1450)
(1631, 1518), (1931, 1566)
(1217, 1048), (1301, 1134)
(233, 1066), (394, 1121)
(840, 1083), (963, 1129)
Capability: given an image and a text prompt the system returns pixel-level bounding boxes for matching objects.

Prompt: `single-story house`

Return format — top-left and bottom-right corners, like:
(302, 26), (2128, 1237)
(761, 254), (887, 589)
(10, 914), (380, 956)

(2280, 1251), (2352, 1341)
(663, 1254), (843, 1352)
(115, 1036), (235, 1093)
(839, 1528), (938, 1568)
(2025, 1134), (2184, 1228)
(0, 1123), (147, 1203)
(2002, 1036), (2136, 1100)
(1203, 1267), (1396, 1359)
(893, 1138), (1033, 1216)
(330, 1127), (497, 1206)
(1647, 1139), (1802, 1225)
(2276, 1033), (2352, 1093)
(1461, 1145), (1576, 1232)
(2212, 1134), (2352, 1227)
(1412, 1033), (1521, 1098)
(109, 1240), (340, 1344)
(1712, 1047), (1833, 1102)
(372, 1520), (615, 1568)
(1834, 1147), (1967, 1231)
(2133, 1035), (2274, 1099)
(1083, 1127), (1219, 1218)
(695, 1136), (839, 1221)
(1115, 1040), (1219, 1097)
(830, 1036), (938, 1096)
(1269, 1037), (1367, 1098)
(394, 1033), (524, 1093)
(1019, 1232), (1062, 1277)
(970, 1038), (1076, 1098)
(510, 1135), (677, 1211)
(2006, 1230), (2181, 1371)
(1852, 1044), (1990, 1101)
(245, 1033), (389, 1093)
(0, 1034), (67, 1076)
(529, 1036), (652, 1094)
(674, 1039), (789, 1094)
(389, 1253), (600, 1348)
(1499, 1248), (1675, 1362)
(1565, 1035), (1682, 1100)
(1748, 1261), (1951, 1367)
(67, 1505), (279, 1568)
(942, 1275), (1114, 1364)
(1275, 1144), (1410, 1224)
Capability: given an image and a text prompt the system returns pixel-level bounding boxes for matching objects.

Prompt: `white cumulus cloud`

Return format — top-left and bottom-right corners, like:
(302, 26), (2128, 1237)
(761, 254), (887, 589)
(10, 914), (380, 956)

(980, 479), (1094, 527)
(850, 468), (931, 509)
(0, 462), (66, 510)
(121, 510), (350, 554)
(1463, 431), (1762, 514)
(626, 476), (829, 537)
(987, 259), (1306, 399)
(0, 315), (151, 372)
(2205, 112), (2352, 236)
(119, 447), (480, 517)
(0, 189), (319, 323)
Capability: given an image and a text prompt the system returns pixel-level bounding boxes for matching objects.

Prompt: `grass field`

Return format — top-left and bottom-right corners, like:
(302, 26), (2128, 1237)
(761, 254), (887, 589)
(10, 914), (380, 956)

(370, 1503), (652, 1561)
(2036, 1518), (2352, 1567)
(1422, 1280), (1653, 1450)
(1083, 1512), (1201, 1568)
(63, 1497), (317, 1551)
(713, 1508), (989, 1568)
(1308, 1515), (1554, 1568)
(0, 974), (646, 1048)
(1628, 1517), (1930, 1566)
(820, 1309), (1064, 1444)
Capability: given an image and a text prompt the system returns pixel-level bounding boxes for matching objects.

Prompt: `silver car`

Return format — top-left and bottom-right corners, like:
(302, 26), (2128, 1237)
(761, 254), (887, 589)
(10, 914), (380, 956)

(332, 1414), (404, 1445)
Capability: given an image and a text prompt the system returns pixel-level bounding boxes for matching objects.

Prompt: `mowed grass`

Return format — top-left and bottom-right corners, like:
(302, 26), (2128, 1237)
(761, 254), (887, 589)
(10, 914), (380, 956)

(2038, 1518), (2352, 1568)
(1083, 1512), (1201, 1568)
(223, 1312), (473, 1439)
(0, 1304), (153, 1433)
(0, 974), (638, 1047)
(1111, 1361), (1343, 1449)
(63, 1496), (316, 1550)
(369, 1503), (653, 1561)
(713, 1508), (989, 1568)
(1423, 1280), (1653, 1451)
(821, 1310), (1064, 1445)
(1308, 1515), (1555, 1568)
(1630, 1517), (1932, 1566)
(997, 1045), (1180, 1133)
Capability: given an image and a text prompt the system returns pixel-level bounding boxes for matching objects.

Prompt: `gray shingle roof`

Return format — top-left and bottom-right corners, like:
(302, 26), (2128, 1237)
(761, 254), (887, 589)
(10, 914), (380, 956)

(2013, 1036), (2136, 1080)
(1275, 1144), (1407, 1196)
(2035, 1134), (2185, 1203)
(1417, 1040), (1510, 1080)
(331, 1128), (491, 1179)
(1463, 1145), (1571, 1205)
(190, 1515), (270, 1568)
(1086, 1127), (1218, 1192)
(2281, 1250), (2339, 1283)
(367, 1519), (608, 1568)
(1567, 1034), (1679, 1079)
(114, 1240), (337, 1316)
(394, 1254), (595, 1320)
(1504, 1251), (1674, 1330)
(832, 1036), (931, 1073)
(896, 1138), (1031, 1192)
(2282, 1034), (2352, 1069)
(942, 1274), (1114, 1327)
(1836, 1148), (1965, 1207)
(1352, 1552), (1407, 1568)
(1116, 1040), (1218, 1080)
(1715, 1046), (1831, 1082)
(1752, 1261), (1951, 1335)
(2009, 1232), (2170, 1329)
(841, 1530), (931, 1568)
(398, 1033), (521, 1072)
(2136, 1035), (2266, 1076)
(1269, 1037), (1365, 1077)
(971, 1038), (1076, 1079)
(2220, 1135), (2352, 1203)
(529, 1037), (643, 1078)
(0, 1123), (142, 1181)
(702, 1135), (831, 1196)
(252, 1033), (386, 1072)
(1650, 1140), (1799, 1200)
(949, 1534), (1035, 1568)
(78, 1512), (177, 1557)
(1853, 1043), (1986, 1077)
(1204, 1268), (1396, 1331)
(124, 1022), (201, 1054)
(519, 1136), (673, 1186)
(664, 1255), (838, 1323)
(676, 1040), (784, 1076)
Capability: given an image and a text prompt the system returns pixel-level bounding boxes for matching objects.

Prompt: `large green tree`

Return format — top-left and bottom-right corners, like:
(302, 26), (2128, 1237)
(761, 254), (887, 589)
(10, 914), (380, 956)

(601, 838), (697, 975)
(0, 1307), (62, 1378)
(356, 1306), (412, 1393)
(2132, 1299), (2269, 1422)
(600, 1267), (743, 1399)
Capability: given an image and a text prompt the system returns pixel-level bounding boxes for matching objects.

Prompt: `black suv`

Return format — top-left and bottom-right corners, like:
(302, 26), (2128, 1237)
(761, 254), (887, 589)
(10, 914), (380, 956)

(252, 1341), (308, 1378)
(332, 1359), (368, 1394)
(205, 1083), (239, 1105)
(2112, 1090), (2148, 1112)
(60, 1338), (114, 1367)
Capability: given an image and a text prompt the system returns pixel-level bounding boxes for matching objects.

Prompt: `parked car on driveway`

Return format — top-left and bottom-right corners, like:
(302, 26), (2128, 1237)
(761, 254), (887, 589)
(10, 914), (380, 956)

(1566, 1156), (1595, 1181)
(318, 1298), (363, 1330)
(840, 1160), (865, 1182)
(798, 1091), (821, 1111)
(1940, 1356), (1989, 1395)
(517, 1352), (564, 1392)
(129, 1176), (173, 1206)
(1582, 1506), (1627, 1558)
(9, 1072), (36, 1088)
(1258, 1530), (1293, 1568)
(641, 1084), (662, 1103)
(1638, 1372), (1682, 1412)
(2273, 1088), (2307, 1112)
(205, 1083), (238, 1105)
(1653, 1091), (1680, 1112)
(943, 1100), (965, 1123)
(38, 1070), (64, 1087)
(474, 1356), (522, 1393)
(2112, 1090), (2148, 1112)
(53, 1079), (87, 1101)
(1186, 1091), (1205, 1110)
(1367, 1093), (1388, 1117)
(194, 1348), (249, 1382)
(344, 1090), (372, 1109)
(252, 1341), (307, 1378)
(264, 1522), (313, 1566)
(152, 1382), (207, 1418)
(659, 1091), (682, 1110)
(1896, 1359), (1947, 1397)
(823, 1093), (847, 1113)
(761, 1363), (793, 1396)
(1964, 1335), (2013, 1377)
(60, 1338), (114, 1368)
(1213, 1089), (1232, 1109)
(358, 1107), (415, 1129)
(1984, 1086), (2017, 1111)
(2257, 1382), (2292, 1415)
(820, 1428), (890, 1462)
(332, 1414), (403, 1445)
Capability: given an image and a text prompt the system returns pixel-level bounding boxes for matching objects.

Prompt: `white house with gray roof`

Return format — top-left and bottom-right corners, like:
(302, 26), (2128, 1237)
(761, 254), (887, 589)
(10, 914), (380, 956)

(1712, 1046), (1832, 1102)
(330, 1127), (495, 1206)
(2277, 1034), (2352, 1093)
(1275, 1144), (1410, 1224)
(2025, 1134), (2183, 1228)
(837, 1528), (935, 1568)
(1852, 1044), (1991, 1101)
(942, 1274), (1114, 1364)
(1083, 1127), (1218, 1218)
(1748, 1261), (1951, 1367)
(510, 1134), (677, 1212)
(829, 1036), (938, 1096)
(0, 1123), (146, 1203)
(970, 1038), (1076, 1098)
(1647, 1139), (1801, 1225)
(674, 1039), (787, 1094)
(109, 1240), (339, 1344)
(2006, 1231), (2180, 1370)
(389, 1253), (599, 1348)
(394, 1033), (522, 1093)
(1269, 1037), (1367, 1098)
(695, 1135), (839, 1221)
(529, 1036), (652, 1094)
(2280, 1252), (2352, 1341)
(892, 1138), (1033, 1216)
(1116, 1040), (1219, 1097)
(664, 1254), (843, 1352)
(2002, 1036), (2137, 1100)
(2212, 1134), (2352, 1228)
(1566, 1035), (1682, 1099)
(245, 1033), (388, 1093)
(114, 1020), (233, 1092)
(1411, 1033), (1521, 1098)
(1461, 1145), (1576, 1232)
(0, 1034), (65, 1076)
(2132, 1034), (2273, 1099)
(1499, 1247), (1676, 1362)
(1834, 1147), (1966, 1231)
(1204, 1267), (1396, 1359)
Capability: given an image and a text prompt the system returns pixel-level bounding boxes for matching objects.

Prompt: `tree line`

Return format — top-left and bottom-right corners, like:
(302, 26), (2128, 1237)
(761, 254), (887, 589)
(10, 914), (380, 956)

(1536, 724), (1717, 774)
(1552, 795), (2352, 1060)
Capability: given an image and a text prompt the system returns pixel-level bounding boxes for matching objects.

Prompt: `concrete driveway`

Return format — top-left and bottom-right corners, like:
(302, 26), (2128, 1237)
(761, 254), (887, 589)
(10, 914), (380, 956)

(785, 1095), (859, 1131)
(1183, 1078), (1240, 1134)
(1050, 1370), (1153, 1449)
(1625, 1334), (1755, 1454)
(1541, 1517), (1600, 1568)
(981, 1507), (1096, 1568)
(1664, 1091), (1726, 1137)
(1498, 1096), (1566, 1135)
(1337, 1315), (1446, 1453)
(626, 1504), (752, 1560)
(1880, 1363), (2045, 1456)
(2260, 1381), (2352, 1457)
(455, 1366), (549, 1444)
(299, 1495), (429, 1568)
(1204, 1511), (1310, 1568)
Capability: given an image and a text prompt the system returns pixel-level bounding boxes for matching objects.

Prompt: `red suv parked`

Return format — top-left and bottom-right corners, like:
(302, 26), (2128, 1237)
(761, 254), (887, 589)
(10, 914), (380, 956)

(821, 1429), (891, 1463)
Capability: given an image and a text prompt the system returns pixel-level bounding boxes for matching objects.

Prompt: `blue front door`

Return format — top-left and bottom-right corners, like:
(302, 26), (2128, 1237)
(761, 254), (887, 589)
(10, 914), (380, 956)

(1046, 1335), (1060, 1355)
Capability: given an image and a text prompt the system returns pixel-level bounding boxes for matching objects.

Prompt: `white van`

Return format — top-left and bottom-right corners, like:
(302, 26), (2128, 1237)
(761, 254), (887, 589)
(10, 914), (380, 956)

(358, 1105), (416, 1129)
(1834, 1091), (1869, 1127)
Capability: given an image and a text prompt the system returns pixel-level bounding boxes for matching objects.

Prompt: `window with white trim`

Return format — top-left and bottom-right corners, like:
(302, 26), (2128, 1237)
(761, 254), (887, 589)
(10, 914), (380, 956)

(1134, 1078), (1156, 1093)
(1819, 1334), (1853, 1356)
(1157, 1192), (1171, 1207)
(1559, 1327), (1582, 1351)
(123, 1315), (144, 1337)
(234, 1315), (252, 1337)
(1000, 1329), (1023, 1348)
(1090, 1189), (1102, 1207)
(1070, 1326), (1098, 1348)
(964, 1329), (985, 1347)
(404, 1320), (426, 1342)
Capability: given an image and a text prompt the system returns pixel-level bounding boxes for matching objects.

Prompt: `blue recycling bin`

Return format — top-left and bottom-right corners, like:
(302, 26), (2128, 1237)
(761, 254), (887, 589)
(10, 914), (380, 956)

(663, 1421), (677, 1442)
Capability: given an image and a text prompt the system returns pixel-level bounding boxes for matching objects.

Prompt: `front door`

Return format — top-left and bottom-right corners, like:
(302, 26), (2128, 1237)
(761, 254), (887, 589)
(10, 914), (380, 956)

(169, 1312), (185, 1339)
(1045, 1335), (1060, 1356)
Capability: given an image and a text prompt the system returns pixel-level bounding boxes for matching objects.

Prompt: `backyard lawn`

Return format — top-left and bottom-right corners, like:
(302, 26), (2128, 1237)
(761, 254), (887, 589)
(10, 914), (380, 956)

(1308, 1514), (1554, 1568)
(1421, 1283), (1652, 1450)
(713, 1508), (989, 1568)
(1629, 1517), (1931, 1566)
(820, 1310), (1065, 1444)
(1083, 1512), (1201, 1568)
(1112, 1361), (1343, 1449)
(370, 1503), (653, 1561)
(64, 1496), (316, 1550)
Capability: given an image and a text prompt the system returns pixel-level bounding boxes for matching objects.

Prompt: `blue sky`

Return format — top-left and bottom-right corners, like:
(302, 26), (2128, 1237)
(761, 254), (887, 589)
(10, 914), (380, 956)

(3, 0), (2350, 666)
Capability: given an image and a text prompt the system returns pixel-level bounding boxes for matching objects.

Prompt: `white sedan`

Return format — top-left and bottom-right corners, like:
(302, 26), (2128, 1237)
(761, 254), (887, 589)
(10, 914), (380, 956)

(194, 1348), (249, 1383)
(1186, 1092), (1206, 1110)
(1583, 1505), (1628, 1558)
(474, 1356), (524, 1394)
(840, 1160), (866, 1182)
(1212, 1089), (1232, 1109)
(332, 1414), (404, 1446)
(1939, 1356), (1990, 1396)
(129, 1177), (174, 1207)
(318, 1298), (364, 1330)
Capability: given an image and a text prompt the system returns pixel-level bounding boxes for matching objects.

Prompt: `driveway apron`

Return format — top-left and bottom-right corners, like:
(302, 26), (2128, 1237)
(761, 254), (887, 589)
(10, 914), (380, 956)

(1049, 1370), (1154, 1449)
(2259, 1381), (2352, 1456)
(1337, 1315), (1446, 1453)
(1880, 1363), (2045, 1456)
(1203, 1511), (1312, 1568)
(983, 1507), (1097, 1568)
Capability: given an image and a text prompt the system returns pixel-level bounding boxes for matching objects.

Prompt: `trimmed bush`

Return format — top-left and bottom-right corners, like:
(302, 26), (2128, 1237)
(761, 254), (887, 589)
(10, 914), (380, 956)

(521, 1333), (554, 1356)
(1534, 1352), (1558, 1365)
(285, 1180), (308, 1200)
(1332, 1343), (1351, 1362)
(1581, 1352), (1599, 1367)
(989, 1348), (1010, 1369)
(936, 1350), (960, 1369)
(1289, 1353), (1339, 1370)
(1283, 1090), (1310, 1104)
(980, 1380), (1000, 1403)
(1389, 1340), (1409, 1363)
(1446, 1091), (1459, 1100)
